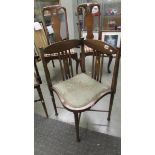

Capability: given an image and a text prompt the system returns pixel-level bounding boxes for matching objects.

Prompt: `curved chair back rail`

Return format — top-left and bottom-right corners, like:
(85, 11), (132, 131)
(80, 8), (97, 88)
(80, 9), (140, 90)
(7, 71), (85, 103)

(43, 39), (81, 54)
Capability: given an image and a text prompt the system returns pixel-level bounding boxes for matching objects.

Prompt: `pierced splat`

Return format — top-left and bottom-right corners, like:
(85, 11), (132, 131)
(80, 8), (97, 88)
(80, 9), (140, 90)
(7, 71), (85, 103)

(51, 14), (62, 42)
(44, 50), (74, 81)
(85, 12), (94, 39)
(77, 3), (101, 40)
(57, 50), (74, 80)
(83, 39), (119, 83)
(42, 5), (69, 42)
(92, 50), (104, 82)
(62, 51), (72, 79)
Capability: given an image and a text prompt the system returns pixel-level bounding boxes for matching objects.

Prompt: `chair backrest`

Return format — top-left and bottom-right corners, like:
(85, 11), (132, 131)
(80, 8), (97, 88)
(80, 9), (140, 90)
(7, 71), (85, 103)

(39, 39), (81, 88)
(81, 39), (120, 93)
(42, 5), (69, 42)
(77, 3), (101, 40)
(40, 39), (120, 94)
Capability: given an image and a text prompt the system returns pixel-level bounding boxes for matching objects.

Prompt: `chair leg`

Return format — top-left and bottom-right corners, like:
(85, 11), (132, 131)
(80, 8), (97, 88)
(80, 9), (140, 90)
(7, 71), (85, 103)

(76, 60), (79, 74)
(74, 112), (80, 142)
(107, 93), (114, 121)
(107, 55), (113, 73)
(52, 60), (55, 68)
(50, 91), (58, 116)
(37, 86), (49, 118)
(34, 60), (42, 84)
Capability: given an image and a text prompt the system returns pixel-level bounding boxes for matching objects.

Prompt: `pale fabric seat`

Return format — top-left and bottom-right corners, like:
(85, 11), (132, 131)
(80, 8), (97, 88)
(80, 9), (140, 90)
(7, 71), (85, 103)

(53, 73), (110, 110)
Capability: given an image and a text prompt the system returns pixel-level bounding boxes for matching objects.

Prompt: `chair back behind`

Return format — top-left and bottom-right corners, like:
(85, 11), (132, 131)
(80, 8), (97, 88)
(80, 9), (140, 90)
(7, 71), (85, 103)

(42, 5), (69, 42)
(77, 3), (101, 40)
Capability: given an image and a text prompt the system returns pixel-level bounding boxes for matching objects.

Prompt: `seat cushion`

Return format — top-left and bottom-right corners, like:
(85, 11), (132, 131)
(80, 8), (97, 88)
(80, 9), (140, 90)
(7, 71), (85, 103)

(53, 73), (110, 110)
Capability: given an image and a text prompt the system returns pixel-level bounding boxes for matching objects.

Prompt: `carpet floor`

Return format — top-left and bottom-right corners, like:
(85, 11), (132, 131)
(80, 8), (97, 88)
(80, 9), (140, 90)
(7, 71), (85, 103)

(34, 114), (121, 155)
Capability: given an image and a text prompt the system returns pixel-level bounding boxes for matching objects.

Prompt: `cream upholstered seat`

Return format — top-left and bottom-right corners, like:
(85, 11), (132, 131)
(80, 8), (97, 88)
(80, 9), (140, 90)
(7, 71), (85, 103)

(53, 73), (110, 110)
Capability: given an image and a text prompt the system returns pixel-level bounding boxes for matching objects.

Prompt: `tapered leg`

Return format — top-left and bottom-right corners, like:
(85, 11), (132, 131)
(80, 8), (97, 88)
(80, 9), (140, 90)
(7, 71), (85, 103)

(37, 86), (49, 118)
(107, 55), (113, 73)
(50, 91), (58, 116)
(107, 93), (114, 121)
(34, 60), (42, 84)
(74, 112), (80, 142)
(52, 60), (55, 68)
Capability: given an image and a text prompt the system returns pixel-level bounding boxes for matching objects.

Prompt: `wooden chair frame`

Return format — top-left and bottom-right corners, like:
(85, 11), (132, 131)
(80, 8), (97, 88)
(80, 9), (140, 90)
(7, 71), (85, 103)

(39, 39), (120, 142)
(34, 55), (42, 84)
(34, 57), (48, 118)
(77, 3), (113, 73)
(42, 5), (80, 73)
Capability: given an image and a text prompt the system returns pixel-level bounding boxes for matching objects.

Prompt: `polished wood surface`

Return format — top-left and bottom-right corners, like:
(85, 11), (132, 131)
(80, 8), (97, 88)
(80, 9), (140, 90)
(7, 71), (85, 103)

(51, 14), (62, 41)
(85, 13), (94, 39)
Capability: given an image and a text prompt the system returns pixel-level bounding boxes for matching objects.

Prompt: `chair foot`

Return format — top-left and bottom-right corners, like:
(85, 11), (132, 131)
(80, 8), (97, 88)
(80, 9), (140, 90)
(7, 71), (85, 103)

(76, 138), (80, 142)
(108, 69), (111, 74)
(107, 93), (114, 121)
(107, 117), (110, 121)
(51, 94), (58, 117)
(41, 101), (49, 118)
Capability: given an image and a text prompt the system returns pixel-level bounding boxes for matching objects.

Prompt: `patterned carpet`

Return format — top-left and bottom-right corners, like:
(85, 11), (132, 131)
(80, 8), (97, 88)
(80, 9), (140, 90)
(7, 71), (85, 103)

(34, 114), (121, 155)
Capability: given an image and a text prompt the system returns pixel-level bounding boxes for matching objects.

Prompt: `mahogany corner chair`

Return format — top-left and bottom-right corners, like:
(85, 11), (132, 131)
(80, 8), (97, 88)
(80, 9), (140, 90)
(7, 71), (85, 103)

(39, 39), (120, 142)
(42, 5), (80, 73)
(77, 3), (113, 73)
